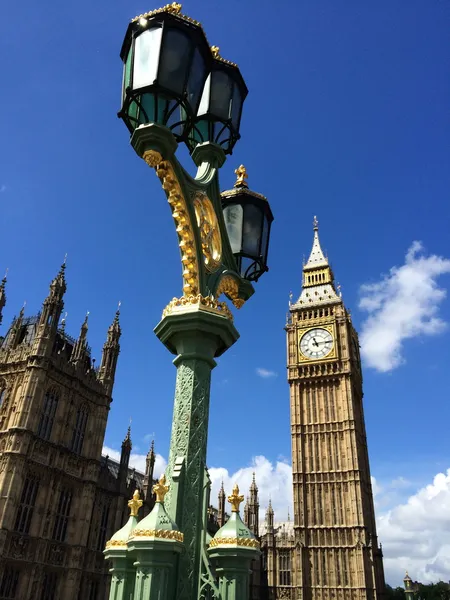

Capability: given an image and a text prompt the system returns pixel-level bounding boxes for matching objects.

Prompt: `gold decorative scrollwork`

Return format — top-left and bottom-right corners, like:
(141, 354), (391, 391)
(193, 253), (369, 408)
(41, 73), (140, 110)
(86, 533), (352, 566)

(193, 192), (222, 273)
(105, 539), (127, 549)
(131, 529), (184, 542)
(162, 295), (233, 321)
(142, 150), (199, 296)
(209, 537), (260, 549)
(216, 275), (244, 309)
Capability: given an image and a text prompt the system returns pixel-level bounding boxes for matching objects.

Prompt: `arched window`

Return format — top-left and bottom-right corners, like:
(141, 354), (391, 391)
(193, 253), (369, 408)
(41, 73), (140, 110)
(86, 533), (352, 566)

(71, 406), (88, 454)
(37, 389), (59, 441)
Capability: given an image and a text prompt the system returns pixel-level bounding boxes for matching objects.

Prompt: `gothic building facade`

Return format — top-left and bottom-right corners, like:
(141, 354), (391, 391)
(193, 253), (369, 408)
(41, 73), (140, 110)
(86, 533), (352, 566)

(0, 266), (156, 600)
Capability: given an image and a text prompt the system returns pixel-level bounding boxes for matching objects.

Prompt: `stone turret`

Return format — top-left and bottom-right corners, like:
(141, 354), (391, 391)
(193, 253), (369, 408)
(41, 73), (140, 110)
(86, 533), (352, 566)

(32, 261), (66, 356)
(70, 313), (90, 365)
(218, 481), (226, 528)
(0, 272), (6, 326)
(143, 440), (156, 501)
(99, 307), (121, 395)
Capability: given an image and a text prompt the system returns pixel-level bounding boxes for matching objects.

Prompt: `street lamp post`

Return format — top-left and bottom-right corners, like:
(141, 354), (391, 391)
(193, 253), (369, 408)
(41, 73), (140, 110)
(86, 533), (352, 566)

(106, 4), (273, 600)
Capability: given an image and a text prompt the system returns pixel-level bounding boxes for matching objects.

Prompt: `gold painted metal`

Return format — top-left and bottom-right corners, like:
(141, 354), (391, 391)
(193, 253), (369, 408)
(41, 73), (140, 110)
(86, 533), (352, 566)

(132, 3), (183, 23)
(297, 324), (337, 362)
(128, 489), (143, 517)
(142, 150), (199, 296)
(162, 294), (233, 321)
(209, 537), (260, 549)
(131, 529), (184, 542)
(153, 474), (170, 503)
(234, 165), (248, 188)
(211, 46), (220, 58)
(227, 483), (244, 512)
(216, 275), (244, 309)
(105, 539), (127, 549)
(193, 192), (222, 272)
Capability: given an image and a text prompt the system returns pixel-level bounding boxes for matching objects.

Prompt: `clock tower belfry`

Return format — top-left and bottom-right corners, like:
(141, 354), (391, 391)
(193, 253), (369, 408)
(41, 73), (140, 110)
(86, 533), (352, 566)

(286, 218), (385, 600)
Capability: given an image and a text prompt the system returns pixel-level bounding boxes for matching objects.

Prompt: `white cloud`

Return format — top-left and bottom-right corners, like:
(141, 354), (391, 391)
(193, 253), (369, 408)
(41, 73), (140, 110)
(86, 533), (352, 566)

(102, 445), (167, 479)
(256, 368), (278, 379)
(359, 242), (450, 372)
(377, 468), (450, 585)
(209, 455), (292, 522)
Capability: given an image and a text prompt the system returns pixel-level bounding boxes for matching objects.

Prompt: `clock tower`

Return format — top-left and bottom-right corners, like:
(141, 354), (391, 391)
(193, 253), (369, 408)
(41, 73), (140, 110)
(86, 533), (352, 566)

(286, 218), (385, 600)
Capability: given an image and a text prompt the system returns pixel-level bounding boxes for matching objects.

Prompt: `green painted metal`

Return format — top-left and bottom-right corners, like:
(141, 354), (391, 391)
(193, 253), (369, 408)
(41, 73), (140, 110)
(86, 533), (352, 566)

(154, 309), (239, 600)
(208, 510), (260, 600)
(103, 515), (138, 600)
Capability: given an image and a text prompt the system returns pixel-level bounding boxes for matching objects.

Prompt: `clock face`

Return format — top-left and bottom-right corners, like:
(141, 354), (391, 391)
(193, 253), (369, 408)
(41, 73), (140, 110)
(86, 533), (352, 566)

(300, 328), (333, 360)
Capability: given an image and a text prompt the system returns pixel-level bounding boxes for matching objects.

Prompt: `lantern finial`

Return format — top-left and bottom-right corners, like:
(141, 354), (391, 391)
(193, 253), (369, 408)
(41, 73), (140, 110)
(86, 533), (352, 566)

(234, 165), (248, 188)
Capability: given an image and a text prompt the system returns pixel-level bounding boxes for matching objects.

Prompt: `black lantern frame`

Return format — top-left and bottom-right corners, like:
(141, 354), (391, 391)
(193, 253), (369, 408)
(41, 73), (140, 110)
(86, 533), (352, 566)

(119, 10), (212, 140)
(186, 57), (248, 155)
(221, 188), (274, 282)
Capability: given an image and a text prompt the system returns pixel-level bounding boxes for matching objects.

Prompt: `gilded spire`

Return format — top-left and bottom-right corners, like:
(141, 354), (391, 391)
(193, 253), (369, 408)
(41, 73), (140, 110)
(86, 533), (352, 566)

(128, 489), (143, 517)
(153, 474), (170, 503)
(228, 483), (244, 513)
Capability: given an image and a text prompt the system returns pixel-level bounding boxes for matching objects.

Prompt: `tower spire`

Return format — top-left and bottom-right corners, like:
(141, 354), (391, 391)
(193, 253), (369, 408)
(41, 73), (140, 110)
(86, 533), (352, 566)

(99, 304), (121, 395)
(143, 440), (156, 501)
(70, 312), (90, 364)
(32, 261), (67, 356)
(218, 481), (226, 527)
(0, 270), (7, 326)
(291, 216), (340, 308)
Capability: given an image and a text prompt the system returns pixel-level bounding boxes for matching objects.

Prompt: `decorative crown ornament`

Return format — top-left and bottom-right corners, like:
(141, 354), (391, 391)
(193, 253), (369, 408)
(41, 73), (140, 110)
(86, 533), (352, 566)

(153, 474), (170, 503)
(128, 489), (143, 517)
(227, 483), (244, 512)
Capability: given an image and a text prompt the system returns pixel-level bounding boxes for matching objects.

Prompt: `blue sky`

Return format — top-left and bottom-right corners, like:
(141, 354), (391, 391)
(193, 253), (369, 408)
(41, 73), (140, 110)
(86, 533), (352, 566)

(1, 0), (449, 586)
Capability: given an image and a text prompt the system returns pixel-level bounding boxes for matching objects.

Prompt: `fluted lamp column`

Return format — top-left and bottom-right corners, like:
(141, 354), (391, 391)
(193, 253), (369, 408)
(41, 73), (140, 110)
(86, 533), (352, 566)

(207, 484), (261, 600)
(104, 490), (143, 600)
(127, 475), (184, 600)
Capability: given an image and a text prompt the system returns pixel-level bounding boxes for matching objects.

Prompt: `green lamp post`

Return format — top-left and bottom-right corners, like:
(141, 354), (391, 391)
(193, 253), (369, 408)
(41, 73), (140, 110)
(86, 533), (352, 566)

(114, 3), (273, 599)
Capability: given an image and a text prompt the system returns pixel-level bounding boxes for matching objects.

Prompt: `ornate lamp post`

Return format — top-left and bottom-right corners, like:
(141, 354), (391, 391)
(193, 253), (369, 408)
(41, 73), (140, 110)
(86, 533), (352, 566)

(109, 3), (273, 599)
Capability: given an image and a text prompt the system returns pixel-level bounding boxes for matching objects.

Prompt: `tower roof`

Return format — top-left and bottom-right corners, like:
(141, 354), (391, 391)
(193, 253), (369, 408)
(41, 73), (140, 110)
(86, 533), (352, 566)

(304, 216), (328, 269)
(291, 216), (341, 308)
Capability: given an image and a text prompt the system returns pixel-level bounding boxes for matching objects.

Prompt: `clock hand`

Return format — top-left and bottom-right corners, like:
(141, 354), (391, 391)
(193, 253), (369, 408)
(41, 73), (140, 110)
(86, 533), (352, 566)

(312, 338), (319, 347)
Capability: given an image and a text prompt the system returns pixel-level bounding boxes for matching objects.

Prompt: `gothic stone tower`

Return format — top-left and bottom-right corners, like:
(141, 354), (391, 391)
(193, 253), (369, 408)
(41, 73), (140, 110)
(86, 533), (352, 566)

(286, 219), (385, 600)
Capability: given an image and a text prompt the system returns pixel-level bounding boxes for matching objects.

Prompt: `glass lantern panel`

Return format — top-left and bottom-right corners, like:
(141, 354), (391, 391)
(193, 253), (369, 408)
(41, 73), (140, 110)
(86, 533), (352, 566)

(122, 48), (133, 103)
(138, 93), (156, 124)
(197, 74), (211, 117)
(210, 70), (232, 120)
(187, 47), (207, 113)
(242, 203), (263, 257)
(231, 83), (242, 129)
(133, 27), (163, 90)
(159, 28), (191, 95)
(261, 212), (270, 262)
(223, 204), (243, 254)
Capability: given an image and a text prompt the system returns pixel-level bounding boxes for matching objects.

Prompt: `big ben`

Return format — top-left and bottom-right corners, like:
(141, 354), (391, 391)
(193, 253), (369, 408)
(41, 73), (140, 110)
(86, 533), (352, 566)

(286, 217), (385, 600)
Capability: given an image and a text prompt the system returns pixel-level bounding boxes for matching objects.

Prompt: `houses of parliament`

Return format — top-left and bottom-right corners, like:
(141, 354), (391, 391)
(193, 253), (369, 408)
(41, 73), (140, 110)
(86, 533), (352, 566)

(0, 220), (385, 600)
